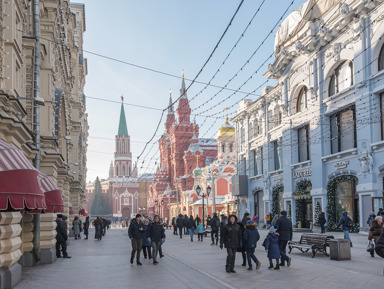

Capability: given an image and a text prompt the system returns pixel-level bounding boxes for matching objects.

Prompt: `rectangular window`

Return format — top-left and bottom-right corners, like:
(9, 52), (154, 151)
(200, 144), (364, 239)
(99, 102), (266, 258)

(260, 146), (264, 174)
(330, 106), (356, 154)
(273, 141), (280, 171)
(298, 125), (310, 162)
(268, 110), (274, 130)
(252, 150), (258, 176)
(381, 94), (384, 140)
(242, 157), (247, 175)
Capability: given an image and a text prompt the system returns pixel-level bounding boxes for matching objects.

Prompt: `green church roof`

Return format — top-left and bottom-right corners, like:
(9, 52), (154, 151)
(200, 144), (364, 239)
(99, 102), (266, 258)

(118, 104), (129, 136)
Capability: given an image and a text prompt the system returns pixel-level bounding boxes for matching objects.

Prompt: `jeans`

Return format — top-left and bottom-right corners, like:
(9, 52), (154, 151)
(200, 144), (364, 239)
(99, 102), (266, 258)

(178, 227), (183, 237)
(188, 228), (194, 240)
(343, 230), (352, 243)
(246, 248), (259, 268)
(152, 241), (160, 262)
(211, 229), (218, 244)
(278, 240), (289, 264)
(226, 247), (237, 270)
(198, 233), (204, 240)
(131, 238), (142, 262)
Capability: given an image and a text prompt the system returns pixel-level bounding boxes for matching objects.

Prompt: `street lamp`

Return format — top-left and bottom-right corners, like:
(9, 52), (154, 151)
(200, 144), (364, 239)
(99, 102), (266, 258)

(161, 200), (164, 217)
(196, 185), (211, 227)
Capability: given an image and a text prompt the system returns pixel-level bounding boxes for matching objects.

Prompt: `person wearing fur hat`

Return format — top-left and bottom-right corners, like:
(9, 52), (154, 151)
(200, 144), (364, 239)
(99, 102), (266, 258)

(128, 214), (144, 265)
(220, 215), (242, 273)
(265, 226), (280, 270)
(368, 216), (383, 257)
(243, 220), (261, 270)
(275, 210), (292, 267)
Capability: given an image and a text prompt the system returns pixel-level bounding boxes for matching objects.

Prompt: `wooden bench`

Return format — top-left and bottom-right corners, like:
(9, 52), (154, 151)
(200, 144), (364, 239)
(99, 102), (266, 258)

(288, 233), (334, 258)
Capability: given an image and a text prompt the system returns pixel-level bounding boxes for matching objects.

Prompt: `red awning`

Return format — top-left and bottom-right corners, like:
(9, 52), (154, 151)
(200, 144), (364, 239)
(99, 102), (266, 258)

(0, 140), (46, 211)
(38, 173), (64, 213)
(79, 205), (86, 216)
(69, 203), (74, 215)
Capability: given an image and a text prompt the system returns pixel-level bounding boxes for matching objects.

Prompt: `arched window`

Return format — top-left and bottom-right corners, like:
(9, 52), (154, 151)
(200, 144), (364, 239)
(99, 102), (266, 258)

(329, 61), (353, 97)
(379, 44), (384, 71)
(297, 87), (308, 113)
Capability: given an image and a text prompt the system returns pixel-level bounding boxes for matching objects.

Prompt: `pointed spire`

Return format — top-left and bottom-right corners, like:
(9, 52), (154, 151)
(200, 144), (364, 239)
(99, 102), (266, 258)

(180, 69), (187, 99)
(118, 96), (129, 136)
(168, 89), (174, 114)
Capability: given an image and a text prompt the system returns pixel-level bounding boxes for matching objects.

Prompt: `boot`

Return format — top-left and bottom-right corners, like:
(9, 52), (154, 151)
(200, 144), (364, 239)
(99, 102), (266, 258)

(230, 267), (236, 273)
(225, 265), (230, 273)
(274, 265), (280, 270)
(268, 263), (274, 269)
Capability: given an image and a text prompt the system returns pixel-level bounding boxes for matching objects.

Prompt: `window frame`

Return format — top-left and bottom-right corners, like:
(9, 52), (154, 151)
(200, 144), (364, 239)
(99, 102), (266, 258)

(329, 61), (354, 97)
(379, 44), (384, 72)
(330, 105), (356, 154)
(296, 87), (308, 113)
(298, 125), (310, 162)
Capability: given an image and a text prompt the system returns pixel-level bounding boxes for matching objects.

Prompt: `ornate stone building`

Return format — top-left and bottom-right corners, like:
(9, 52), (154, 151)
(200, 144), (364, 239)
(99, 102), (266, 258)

(0, 1), (87, 288)
(148, 73), (217, 220)
(232, 0), (384, 231)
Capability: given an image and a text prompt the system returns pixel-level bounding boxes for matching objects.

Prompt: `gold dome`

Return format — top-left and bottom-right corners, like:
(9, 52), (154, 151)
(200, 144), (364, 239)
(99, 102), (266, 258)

(217, 116), (235, 139)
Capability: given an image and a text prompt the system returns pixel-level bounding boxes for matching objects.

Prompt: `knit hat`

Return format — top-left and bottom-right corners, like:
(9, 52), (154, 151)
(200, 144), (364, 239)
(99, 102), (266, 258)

(135, 214), (142, 218)
(57, 214), (63, 219)
(270, 226), (277, 233)
(244, 212), (250, 217)
(246, 220), (254, 224)
(280, 210), (287, 217)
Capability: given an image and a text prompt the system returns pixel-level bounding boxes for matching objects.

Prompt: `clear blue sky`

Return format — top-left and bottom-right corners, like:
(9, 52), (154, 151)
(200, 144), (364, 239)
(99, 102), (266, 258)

(82, 0), (307, 182)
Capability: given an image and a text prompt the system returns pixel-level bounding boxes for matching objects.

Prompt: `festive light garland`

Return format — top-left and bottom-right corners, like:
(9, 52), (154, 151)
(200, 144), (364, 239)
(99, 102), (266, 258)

(272, 185), (284, 217)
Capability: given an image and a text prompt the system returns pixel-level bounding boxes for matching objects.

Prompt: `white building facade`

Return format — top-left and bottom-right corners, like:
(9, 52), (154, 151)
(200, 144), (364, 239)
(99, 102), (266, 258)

(232, 0), (384, 232)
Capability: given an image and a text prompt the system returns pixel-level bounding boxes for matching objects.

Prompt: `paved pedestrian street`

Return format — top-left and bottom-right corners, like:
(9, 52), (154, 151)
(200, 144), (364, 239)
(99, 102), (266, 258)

(15, 228), (383, 289)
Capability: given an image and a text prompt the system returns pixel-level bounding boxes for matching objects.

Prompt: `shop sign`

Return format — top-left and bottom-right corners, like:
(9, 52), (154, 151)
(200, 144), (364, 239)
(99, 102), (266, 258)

(334, 160), (349, 170)
(293, 169), (312, 179)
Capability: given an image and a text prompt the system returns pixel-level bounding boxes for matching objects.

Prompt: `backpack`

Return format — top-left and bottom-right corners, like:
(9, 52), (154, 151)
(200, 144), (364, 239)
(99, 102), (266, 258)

(345, 216), (353, 228)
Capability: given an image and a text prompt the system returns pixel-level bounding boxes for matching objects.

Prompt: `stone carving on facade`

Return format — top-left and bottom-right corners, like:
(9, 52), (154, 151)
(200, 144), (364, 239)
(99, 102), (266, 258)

(295, 41), (304, 52)
(358, 142), (374, 175)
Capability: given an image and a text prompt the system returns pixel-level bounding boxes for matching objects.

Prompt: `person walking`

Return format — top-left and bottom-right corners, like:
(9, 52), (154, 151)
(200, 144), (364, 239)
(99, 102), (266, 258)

(210, 213), (220, 245)
(197, 222), (204, 241)
(184, 215), (189, 235)
(265, 226), (280, 270)
(265, 213), (271, 228)
(336, 211), (354, 247)
(176, 214), (184, 239)
(368, 216), (383, 257)
(93, 217), (103, 241)
(83, 216), (89, 240)
(241, 213), (251, 226)
(318, 211), (326, 234)
(237, 219), (247, 267)
(148, 215), (165, 265)
(367, 212), (376, 227)
(195, 215), (201, 226)
(187, 215), (196, 242)
(142, 219), (152, 260)
(172, 217), (177, 235)
(55, 214), (71, 258)
(72, 216), (81, 240)
(128, 214), (144, 265)
(243, 220), (261, 271)
(275, 210), (292, 267)
(220, 215), (242, 273)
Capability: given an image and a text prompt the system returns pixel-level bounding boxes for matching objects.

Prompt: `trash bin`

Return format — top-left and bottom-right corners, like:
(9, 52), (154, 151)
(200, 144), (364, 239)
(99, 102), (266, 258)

(329, 239), (351, 261)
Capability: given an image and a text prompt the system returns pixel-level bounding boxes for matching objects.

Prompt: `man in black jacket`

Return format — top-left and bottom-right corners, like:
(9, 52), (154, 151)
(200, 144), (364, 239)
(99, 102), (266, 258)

(275, 210), (292, 267)
(210, 213), (220, 245)
(220, 215), (242, 273)
(128, 214), (144, 265)
(176, 214), (184, 239)
(241, 212), (251, 226)
(56, 214), (71, 258)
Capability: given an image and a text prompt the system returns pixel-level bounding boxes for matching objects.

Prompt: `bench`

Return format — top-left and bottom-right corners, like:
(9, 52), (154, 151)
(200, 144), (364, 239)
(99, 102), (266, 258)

(288, 233), (334, 258)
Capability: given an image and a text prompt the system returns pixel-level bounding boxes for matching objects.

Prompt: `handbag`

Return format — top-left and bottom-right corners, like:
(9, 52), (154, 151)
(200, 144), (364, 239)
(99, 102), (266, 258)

(367, 240), (375, 252)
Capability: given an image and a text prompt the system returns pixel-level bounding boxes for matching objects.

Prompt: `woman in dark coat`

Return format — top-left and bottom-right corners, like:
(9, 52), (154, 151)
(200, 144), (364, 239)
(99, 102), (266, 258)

(141, 219), (152, 259)
(83, 216), (89, 240)
(265, 226), (280, 270)
(369, 216), (383, 257)
(93, 217), (103, 241)
(237, 220), (247, 266)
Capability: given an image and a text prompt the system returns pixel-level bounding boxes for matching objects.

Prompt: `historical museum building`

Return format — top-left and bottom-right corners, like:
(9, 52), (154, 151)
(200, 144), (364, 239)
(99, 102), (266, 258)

(85, 99), (153, 218)
(148, 73), (217, 220)
(232, 0), (384, 232)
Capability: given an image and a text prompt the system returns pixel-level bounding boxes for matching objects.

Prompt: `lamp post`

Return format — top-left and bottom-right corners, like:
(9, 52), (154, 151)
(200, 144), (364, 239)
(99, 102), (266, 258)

(161, 200), (164, 217)
(196, 185), (211, 227)
(154, 200), (158, 215)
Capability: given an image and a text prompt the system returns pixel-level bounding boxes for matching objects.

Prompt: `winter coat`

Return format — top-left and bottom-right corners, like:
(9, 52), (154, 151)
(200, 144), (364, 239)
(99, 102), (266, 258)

(195, 216), (201, 226)
(265, 232), (280, 259)
(237, 222), (246, 252)
(220, 216), (228, 231)
(220, 215), (242, 249)
(148, 222), (165, 243)
(243, 223), (260, 249)
(275, 216), (293, 241)
(72, 219), (80, 235)
(241, 216), (250, 226)
(83, 218), (89, 235)
(172, 217), (176, 226)
(56, 220), (68, 242)
(128, 219), (144, 239)
(93, 219), (103, 239)
(176, 217), (185, 228)
(187, 218), (195, 230)
(197, 223), (204, 234)
(337, 211), (353, 231)
(141, 225), (152, 247)
(375, 230), (384, 258)
(368, 220), (383, 243)
(210, 215), (220, 230)
(318, 213), (326, 225)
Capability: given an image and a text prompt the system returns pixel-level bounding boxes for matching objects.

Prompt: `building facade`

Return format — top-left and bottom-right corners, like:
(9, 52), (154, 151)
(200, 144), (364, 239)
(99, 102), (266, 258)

(0, 1), (87, 287)
(232, 0), (384, 232)
(148, 73), (217, 220)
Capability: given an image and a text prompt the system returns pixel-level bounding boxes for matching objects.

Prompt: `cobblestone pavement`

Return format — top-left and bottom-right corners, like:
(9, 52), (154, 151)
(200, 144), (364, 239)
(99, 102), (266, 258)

(16, 228), (383, 289)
